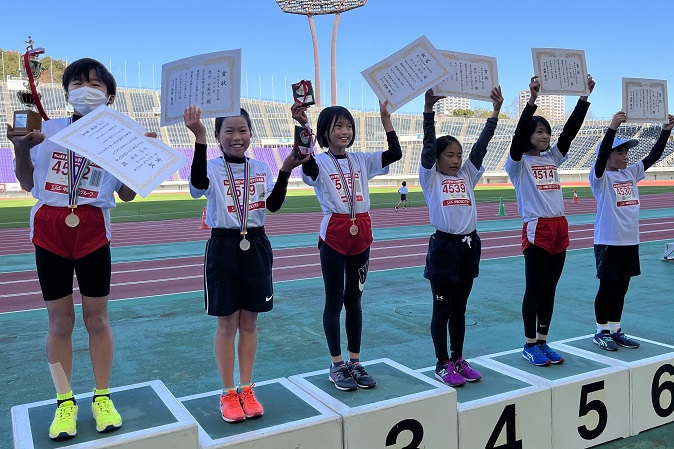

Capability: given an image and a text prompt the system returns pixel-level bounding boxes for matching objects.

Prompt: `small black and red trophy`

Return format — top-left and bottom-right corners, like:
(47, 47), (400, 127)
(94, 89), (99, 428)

(8, 36), (49, 136)
(291, 79), (315, 106)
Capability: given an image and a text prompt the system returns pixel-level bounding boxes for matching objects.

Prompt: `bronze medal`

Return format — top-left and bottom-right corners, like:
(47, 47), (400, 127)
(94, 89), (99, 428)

(239, 237), (250, 251)
(349, 224), (359, 236)
(65, 211), (80, 228)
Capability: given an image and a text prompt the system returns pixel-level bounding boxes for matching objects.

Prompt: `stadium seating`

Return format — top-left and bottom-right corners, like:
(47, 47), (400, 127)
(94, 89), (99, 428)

(1, 80), (672, 182)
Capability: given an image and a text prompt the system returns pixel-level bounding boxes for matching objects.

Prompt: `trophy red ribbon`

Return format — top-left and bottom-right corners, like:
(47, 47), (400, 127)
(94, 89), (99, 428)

(23, 47), (49, 121)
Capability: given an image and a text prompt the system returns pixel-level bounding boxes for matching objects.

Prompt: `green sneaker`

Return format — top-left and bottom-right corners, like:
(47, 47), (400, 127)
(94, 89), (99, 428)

(49, 400), (78, 440)
(92, 396), (122, 432)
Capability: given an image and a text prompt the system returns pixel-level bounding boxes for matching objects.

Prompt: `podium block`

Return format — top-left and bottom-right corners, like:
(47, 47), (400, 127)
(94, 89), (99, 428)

(178, 378), (342, 449)
(480, 345), (630, 449)
(555, 334), (674, 436)
(288, 358), (458, 449)
(11, 380), (198, 449)
(419, 360), (552, 449)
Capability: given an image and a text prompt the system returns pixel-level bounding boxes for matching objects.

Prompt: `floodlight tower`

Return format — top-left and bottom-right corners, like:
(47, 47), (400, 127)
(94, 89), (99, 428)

(275, 0), (367, 107)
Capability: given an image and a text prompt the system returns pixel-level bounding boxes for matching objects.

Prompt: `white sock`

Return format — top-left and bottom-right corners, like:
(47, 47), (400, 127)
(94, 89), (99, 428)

(596, 323), (610, 334)
(608, 322), (621, 333)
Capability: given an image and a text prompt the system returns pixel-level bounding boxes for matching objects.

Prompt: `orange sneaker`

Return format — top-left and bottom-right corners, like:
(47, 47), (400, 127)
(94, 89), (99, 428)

(219, 390), (245, 423)
(238, 384), (264, 419)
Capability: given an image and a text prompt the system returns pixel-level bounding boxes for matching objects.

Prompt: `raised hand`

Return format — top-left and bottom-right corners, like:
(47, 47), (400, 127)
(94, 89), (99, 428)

(291, 103), (309, 127)
(183, 105), (206, 143)
(528, 76), (540, 105)
(610, 111), (627, 130)
(491, 86), (504, 113)
(424, 89), (445, 113)
(663, 114), (674, 131)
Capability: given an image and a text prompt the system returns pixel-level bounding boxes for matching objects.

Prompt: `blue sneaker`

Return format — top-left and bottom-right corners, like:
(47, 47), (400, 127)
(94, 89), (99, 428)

(522, 344), (551, 366)
(611, 331), (640, 349)
(593, 332), (618, 351)
(539, 343), (564, 364)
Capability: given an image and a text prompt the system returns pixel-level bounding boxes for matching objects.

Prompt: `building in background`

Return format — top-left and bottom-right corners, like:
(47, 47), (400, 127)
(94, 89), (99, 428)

(433, 96), (471, 115)
(518, 91), (565, 121)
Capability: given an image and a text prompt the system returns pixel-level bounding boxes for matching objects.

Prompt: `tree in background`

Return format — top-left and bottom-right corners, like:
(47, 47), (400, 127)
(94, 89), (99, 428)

(1, 49), (66, 85)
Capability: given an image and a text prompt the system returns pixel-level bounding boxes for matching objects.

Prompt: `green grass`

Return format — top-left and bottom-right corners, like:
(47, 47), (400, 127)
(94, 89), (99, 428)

(1, 185), (672, 229)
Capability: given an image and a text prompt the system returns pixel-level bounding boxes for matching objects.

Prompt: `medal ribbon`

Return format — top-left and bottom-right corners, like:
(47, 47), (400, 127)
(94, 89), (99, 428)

(66, 118), (90, 208)
(326, 151), (357, 222)
(222, 157), (250, 235)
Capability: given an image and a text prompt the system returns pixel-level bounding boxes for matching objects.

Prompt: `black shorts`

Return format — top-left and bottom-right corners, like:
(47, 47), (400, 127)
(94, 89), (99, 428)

(595, 244), (640, 280)
(424, 230), (481, 284)
(400, 194), (407, 201)
(35, 243), (112, 301)
(204, 227), (274, 316)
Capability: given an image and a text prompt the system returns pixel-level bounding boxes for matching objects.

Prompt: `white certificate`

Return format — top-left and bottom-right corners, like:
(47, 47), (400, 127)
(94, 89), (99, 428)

(531, 48), (589, 96)
(160, 49), (241, 126)
(433, 50), (498, 102)
(361, 36), (452, 113)
(48, 105), (188, 197)
(622, 78), (668, 123)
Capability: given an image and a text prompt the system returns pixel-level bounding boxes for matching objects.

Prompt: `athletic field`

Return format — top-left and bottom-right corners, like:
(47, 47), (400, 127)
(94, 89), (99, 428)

(1, 186), (673, 448)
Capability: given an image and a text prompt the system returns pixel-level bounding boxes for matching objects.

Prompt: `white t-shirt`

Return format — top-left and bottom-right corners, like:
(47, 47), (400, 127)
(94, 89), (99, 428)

(398, 186), (409, 195)
(505, 144), (567, 222)
(29, 117), (123, 239)
(190, 157), (274, 229)
(301, 151), (388, 239)
(420, 161), (484, 234)
(590, 161), (645, 245)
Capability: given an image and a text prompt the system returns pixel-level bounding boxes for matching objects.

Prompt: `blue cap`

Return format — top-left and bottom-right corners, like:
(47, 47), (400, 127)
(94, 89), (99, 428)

(595, 136), (639, 156)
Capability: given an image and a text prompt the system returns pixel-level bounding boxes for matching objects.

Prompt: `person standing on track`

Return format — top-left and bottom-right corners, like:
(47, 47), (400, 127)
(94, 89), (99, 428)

(507, 74), (595, 366)
(184, 105), (309, 423)
(421, 87), (503, 386)
(291, 100), (402, 391)
(590, 111), (674, 351)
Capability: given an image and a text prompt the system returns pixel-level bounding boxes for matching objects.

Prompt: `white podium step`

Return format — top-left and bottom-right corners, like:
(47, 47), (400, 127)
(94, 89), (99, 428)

(11, 380), (198, 449)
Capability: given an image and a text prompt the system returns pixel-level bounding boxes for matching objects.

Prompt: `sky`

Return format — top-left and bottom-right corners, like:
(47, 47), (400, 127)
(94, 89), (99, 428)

(2, 0), (673, 119)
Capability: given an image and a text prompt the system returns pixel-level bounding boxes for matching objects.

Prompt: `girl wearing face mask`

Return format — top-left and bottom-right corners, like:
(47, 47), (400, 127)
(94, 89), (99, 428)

(506, 75), (595, 367)
(7, 58), (139, 441)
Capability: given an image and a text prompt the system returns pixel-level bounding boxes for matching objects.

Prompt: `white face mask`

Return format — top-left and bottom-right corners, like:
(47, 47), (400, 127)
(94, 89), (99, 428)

(67, 86), (109, 115)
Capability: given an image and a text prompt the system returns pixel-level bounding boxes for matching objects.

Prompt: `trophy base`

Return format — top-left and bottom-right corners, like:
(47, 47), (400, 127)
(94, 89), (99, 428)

(8, 110), (42, 136)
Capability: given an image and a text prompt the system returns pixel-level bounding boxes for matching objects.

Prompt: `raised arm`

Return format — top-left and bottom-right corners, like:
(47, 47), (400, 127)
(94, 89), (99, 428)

(380, 100), (402, 167)
(643, 114), (674, 170)
(184, 105), (209, 190)
(6, 125), (44, 191)
(470, 86), (503, 169)
(594, 111), (624, 178)
(557, 75), (595, 155)
(509, 76), (540, 161)
(421, 89), (444, 169)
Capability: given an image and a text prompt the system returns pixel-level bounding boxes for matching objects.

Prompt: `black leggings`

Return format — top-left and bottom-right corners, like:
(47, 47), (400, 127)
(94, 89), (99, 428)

(430, 279), (473, 361)
(522, 245), (566, 339)
(594, 277), (630, 325)
(319, 241), (370, 357)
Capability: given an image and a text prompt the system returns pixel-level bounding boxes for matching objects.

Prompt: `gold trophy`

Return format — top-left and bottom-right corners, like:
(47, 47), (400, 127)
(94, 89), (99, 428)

(8, 37), (48, 136)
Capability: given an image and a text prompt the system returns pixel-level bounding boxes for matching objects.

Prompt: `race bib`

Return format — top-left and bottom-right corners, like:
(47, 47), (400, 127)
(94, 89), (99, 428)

(44, 151), (104, 199)
(329, 172), (364, 203)
(223, 175), (267, 213)
(613, 181), (639, 207)
(441, 178), (471, 206)
(531, 164), (560, 190)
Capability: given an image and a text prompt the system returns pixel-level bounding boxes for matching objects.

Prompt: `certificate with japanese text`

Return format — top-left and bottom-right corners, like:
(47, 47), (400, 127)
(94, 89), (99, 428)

(160, 49), (241, 126)
(531, 48), (589, 96)
(622, 78), (668, 123)
(49, 105), (188, 197)
(433, 50), (498, 101)
(361, 36), (451, 112)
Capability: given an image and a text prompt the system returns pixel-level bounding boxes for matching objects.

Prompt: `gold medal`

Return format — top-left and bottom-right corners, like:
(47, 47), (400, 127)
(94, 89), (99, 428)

(349, 224), (359, 236)
(65, 211), (80, 228)
(239, 237), (250, 251)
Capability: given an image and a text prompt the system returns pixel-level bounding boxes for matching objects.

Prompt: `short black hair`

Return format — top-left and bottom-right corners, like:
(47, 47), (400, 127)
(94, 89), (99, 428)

(215, 108), (253, 138)
(62, 58), (116, 96)
(436, 135), (462, 158)
(401, 181), (406, 186)
(528, 116), (552, 150)
(316, 106), (355, 149)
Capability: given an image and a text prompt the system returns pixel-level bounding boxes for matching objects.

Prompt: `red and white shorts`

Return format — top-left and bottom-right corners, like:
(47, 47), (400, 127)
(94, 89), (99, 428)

(522, 216), (569, 255)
